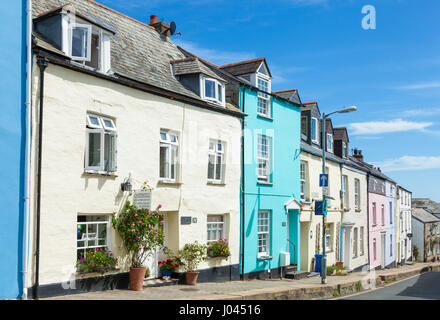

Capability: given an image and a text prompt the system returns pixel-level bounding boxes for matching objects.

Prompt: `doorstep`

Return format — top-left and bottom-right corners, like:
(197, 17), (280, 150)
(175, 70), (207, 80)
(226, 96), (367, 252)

(143, 277), (179, 288)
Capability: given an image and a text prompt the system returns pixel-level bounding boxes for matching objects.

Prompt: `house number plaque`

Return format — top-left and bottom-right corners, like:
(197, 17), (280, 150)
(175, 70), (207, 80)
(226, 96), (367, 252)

(133, 190), (152, 210)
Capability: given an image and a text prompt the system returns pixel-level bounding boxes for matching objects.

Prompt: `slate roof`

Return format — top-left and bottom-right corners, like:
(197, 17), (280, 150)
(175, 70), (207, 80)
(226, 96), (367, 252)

(333, 127), (349, 142)
(273, 89), (301, 105)
(219, 58), (271, 77)
(412, 208), (440, 223)
(412, 198), (440, 214)
(32, 0), (242, 116)
(171, 57), (226, 83)
(301, 140), (343, 164)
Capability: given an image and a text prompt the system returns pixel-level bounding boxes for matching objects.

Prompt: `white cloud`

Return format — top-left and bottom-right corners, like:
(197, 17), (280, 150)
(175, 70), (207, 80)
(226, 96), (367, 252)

(173, 40), (256, 66)
(401, 107), (440, 117)
(348, 118), (433, 135)
(394, 82), (440, 90)
(373, 156), (440, 172)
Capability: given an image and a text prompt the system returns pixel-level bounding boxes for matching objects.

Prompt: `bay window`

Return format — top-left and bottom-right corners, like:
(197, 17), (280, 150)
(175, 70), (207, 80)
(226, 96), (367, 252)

(85, 113), (117, 174)
(201, 76), (225, 106)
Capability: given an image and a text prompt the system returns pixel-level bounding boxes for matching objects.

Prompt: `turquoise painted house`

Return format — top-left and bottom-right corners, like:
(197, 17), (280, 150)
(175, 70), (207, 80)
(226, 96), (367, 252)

(0, 0), (28, 299)
(219, 58), (302, 279)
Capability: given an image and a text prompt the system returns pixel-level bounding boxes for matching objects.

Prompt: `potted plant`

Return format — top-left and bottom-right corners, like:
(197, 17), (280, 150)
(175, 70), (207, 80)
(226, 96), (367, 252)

(76, 248), (118, 277)
(112, 201), (165, 291)
(167, 242), (207, 285)
(207, 238), (231, 259)
(158, 259), (180, 278)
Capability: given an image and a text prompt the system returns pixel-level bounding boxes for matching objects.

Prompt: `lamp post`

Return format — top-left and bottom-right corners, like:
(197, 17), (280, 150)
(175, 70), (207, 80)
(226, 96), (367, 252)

(321, 106), (357, 284)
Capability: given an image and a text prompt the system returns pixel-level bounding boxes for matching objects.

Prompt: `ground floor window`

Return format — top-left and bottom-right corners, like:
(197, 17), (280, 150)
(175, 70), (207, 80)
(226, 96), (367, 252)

(325, 224), (333, 252)
(373, 238), (377, 261)
(257, 210), (271, 257)
(207, 215), (225, 244)
(352, 228), (358, 258)
(360, 227), (364, 256)
(77, 215), (110, 261)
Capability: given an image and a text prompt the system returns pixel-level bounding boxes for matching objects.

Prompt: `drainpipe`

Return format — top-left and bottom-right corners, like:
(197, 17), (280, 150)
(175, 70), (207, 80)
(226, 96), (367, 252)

(340, 164), (343, 262)
(240, 85), (245, 280)
(33, 57), (48, 300)
(22, 0), (32, 300)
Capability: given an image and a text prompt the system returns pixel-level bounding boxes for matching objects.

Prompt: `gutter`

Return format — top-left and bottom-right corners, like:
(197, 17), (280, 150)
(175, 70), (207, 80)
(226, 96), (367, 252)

(33, 57), (48, 300)
(22, 0), (32, 300)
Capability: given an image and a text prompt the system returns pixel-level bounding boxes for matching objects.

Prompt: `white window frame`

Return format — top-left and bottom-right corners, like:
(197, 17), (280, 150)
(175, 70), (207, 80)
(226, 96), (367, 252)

(354, 178), (360, 210)
(208, 140), (224, 184)
(326, 133), (333, 153)
(77, 215), (111, 260)
(69, 23), (92, 61)
(342, 175), (349, 209)
(300, 161), (307, 201)
(200, 75), (225, 107)
(159, 130), (179, 182)
(342, 141), (347, 158)
(257, 134), (271, 183)
(381, 204), (385, 226)
(325, 224), (332, 252)
(85, 113), (117, 174)
(301, 116), (308, 140)
(207, 215), (225, 245)
(311, 117), (319, 144)
(257, 210), (271, 258)
(372, 202), (377, 225)
(353, 227), (358, 258)
(257, 76), (271, 117)
(360, 226), (364, 256)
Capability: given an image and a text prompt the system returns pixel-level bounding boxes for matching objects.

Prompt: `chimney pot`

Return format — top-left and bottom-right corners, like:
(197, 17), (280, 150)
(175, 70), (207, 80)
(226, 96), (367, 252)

(150, 15), (158, 25)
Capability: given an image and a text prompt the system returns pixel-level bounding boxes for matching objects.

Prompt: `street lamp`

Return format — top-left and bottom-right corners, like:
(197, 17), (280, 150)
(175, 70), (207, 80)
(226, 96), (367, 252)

(321, 106), (357, 284)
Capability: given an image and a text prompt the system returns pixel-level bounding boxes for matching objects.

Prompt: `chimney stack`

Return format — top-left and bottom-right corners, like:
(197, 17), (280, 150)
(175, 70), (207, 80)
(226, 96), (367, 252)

(150, 15), (158, 25)
(149, 15), (171, 36)
(353, 148), (364, 161)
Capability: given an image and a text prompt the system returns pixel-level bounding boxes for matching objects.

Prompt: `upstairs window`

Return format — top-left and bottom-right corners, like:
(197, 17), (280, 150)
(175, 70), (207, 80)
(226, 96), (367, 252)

(67, 19), (111, 73)
(326, 133), (333, 152)
(208, 140), (224, 184)
(257, 134), (271, 183)
(311, 118), (319, 144)
(201, 76), (225, 106)
(301, 116), (308, 140)
(389, 202), (393, 224)
(342, 141), (348, 158)
(372, 202), (377, 225)
(354, 178), (360, 210)
(381, 204), (385, 226)
(85, 113), (117, 174)
(342, 175), (349, 209)
(160, 131), (179, 182)
(257, 77), (271, 117)
(300, 161), (307, 201)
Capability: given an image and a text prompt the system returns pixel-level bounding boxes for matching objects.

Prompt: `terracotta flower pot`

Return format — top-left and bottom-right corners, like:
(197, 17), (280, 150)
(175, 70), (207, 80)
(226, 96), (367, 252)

(185, 271), (199, 285)
(130, 267), (146, 291)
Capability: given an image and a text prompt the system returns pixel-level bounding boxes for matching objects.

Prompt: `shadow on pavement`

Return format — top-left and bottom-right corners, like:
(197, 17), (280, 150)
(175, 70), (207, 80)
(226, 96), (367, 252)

(396, 272), (440, 300)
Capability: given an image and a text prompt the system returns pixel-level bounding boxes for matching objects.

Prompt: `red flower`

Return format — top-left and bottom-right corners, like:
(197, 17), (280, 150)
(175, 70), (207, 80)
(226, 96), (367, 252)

(158, 261), (162, 265)
(174, 264), (178, 268)
(170, 265), (174, 268)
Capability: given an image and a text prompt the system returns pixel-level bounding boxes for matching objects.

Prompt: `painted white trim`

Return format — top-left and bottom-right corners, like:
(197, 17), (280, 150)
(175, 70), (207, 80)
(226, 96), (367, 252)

(200, 75), (226, 107)
(311, 117), (319, 144)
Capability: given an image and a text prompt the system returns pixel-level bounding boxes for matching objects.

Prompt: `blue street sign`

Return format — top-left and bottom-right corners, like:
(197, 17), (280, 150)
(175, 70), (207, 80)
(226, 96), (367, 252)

(319, 174), (329, 187)
(315, 200), (328, 216)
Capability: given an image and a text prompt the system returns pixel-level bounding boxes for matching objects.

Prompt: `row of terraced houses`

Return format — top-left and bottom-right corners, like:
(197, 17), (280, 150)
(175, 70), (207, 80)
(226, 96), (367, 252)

(2, 0), (440, 299)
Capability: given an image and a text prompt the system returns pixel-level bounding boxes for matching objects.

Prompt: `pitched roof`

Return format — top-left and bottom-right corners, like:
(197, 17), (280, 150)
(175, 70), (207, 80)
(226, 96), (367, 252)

(412, 208), (440, 223)
(273, 89), (301, 105)
(171, 57), (227, 82)
(219, 57), (271, 77)
(412, 198), (440, 214)
(32, 0), (242, 116)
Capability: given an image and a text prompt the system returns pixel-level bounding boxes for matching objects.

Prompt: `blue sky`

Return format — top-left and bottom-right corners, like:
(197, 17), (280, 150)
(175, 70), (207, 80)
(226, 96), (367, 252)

(100, 0), (440, 201)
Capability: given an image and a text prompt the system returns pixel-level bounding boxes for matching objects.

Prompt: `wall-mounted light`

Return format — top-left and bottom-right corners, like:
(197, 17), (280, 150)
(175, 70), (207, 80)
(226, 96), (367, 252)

(121, 173), (133, 194)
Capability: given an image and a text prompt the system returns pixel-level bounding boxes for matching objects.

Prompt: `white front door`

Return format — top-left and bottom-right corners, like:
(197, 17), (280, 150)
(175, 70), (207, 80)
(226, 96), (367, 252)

(344, 228), (352, 270)
(381, 233), (386, 269)
(144, 212), (168, 279)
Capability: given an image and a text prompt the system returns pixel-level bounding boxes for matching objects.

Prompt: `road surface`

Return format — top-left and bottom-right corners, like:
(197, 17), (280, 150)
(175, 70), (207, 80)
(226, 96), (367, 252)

(343, 272), (440, 300)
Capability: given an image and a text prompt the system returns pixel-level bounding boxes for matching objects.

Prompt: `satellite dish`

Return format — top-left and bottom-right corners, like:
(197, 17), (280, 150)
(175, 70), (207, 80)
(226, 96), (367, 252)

(170, 21), (176, 35)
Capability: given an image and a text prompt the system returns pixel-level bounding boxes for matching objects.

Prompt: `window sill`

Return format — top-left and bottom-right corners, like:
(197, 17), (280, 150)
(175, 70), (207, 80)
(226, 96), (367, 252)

(83, 170), (118, 178)
(257, 181), (273, 186)
(207, 181), (226, 186)
(355, 209), (362, 212)
(158, 180), (182, 186)
(257, 255), (273, 261)
(257, 113), (273, 121)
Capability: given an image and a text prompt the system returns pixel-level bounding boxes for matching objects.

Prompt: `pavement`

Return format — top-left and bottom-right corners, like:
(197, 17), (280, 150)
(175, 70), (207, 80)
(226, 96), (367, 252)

(45, 261), (440, 300)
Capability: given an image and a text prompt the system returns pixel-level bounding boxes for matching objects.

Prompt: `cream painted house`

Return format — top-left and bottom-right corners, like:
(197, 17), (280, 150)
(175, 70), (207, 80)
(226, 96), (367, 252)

(299, 102), (344, 272)
(28, 0), (243, 298)
(397, 187), (412, 264)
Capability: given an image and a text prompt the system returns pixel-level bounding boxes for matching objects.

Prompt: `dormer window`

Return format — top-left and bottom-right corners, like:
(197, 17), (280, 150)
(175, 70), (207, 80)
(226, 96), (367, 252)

(200, 76), (225, 106)
(342, 141), (348, 158)
(63, 16), (112, 73)
(327, 133), (333, 153)
(311, 117), (319, 144)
